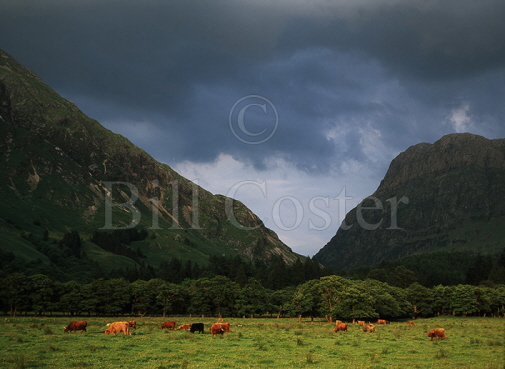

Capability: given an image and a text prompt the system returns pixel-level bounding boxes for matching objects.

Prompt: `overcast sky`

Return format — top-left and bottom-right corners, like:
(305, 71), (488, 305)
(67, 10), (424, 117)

(2, 0), (505, 256)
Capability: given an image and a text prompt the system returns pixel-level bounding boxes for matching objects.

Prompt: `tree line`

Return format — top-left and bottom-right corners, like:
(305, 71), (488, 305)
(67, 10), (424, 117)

(3, 229), (332, 285)
(8, 228), (505, 289)
(1, 273), (504, 320)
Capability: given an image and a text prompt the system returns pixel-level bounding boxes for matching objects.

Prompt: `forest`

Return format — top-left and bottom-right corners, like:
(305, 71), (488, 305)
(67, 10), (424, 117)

(1, 272), (504, 321)
(2, 229), (505, 320)
(5, 229), (505, 288)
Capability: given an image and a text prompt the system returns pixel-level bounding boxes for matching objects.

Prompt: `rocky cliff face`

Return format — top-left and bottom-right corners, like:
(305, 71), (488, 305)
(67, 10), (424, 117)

(315, 133), (505, 271)
(0, 49), (302, 269)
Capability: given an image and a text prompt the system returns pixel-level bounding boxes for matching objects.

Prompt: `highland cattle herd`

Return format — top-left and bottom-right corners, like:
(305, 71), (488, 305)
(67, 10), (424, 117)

(62, 318), (445, 341)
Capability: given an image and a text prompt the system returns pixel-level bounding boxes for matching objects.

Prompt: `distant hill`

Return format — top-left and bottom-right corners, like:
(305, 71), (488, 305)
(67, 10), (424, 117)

(315, 133), (505, 271)
(0, 49), (303, 280)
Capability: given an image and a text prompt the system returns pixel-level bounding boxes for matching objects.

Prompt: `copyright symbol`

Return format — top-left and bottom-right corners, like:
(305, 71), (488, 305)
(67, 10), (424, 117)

(229, 95), (278, 145)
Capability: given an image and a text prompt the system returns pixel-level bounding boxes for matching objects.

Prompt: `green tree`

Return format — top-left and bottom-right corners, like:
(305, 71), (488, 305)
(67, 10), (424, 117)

(317, 275), (351, 321)
(367, 269), (389, 283)
(364, 279), (403, 318)
(57, 280), (85, 316)
(156, 282), (184, 317)
(27, 274), (54, 316)
(488, 285), (505, 317)
(390, 266), (417, 288)
(270, 287), (295, 318)
(0, 273), (29, 316)
(235, 278), (271, 318)
(406, 282), (433, 317)
(288, 279), (320, 322)
(331, 284), (378, 320)
(451, 284), (479, 316)
(266, 258), (290, 289)
(105, 278), (131, 315)
(131, 279), (166, 316)
(432, 285), (452, 316)
(186, 276), (239, 317)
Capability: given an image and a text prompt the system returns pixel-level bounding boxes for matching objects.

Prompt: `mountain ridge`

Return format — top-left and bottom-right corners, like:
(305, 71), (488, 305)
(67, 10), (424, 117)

(315, 133), (505, 271)
(0, 49), (303, 279)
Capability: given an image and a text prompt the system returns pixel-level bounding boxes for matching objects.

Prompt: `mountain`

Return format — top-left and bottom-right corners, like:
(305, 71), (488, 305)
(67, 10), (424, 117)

(315, 133), (505, 271)
(0, 49), (303, 279)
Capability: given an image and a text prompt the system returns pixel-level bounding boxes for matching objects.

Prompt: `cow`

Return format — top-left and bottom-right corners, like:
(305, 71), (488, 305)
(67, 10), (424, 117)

(363, 324), (375, 333)
(427, 328), (446, 341)
(407, 321), (415, 326)
(105, 322), (130, 336)
(210, 323), (225, 337)
(377, 319), (389, 325)
(161, 321), (176, 330)
(334, 322), (348, 333)
(357, 320), (366, 326)
(63, 320), (87, 333)
(126, 321), (136, 329)
(190, 323), (205, 334)
(178, 324), (191, 330)
(216, 322), (231, 332)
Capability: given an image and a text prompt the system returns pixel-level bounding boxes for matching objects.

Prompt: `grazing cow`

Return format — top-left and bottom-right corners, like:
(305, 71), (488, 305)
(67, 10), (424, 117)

(190, 323), (205, 334)
(210, 323), (225, 337)
(161, 321), (176, 330)
(63, 320), (87, 333)
(427, 328), (446, 341)
(178, 324), (191, 330)
(363, 324), (375, 333)
(105, 322), (130, 336)
(334, 322), (348, 333)
(357, 321), (366, 326)
(407, 321), (415, 326)
(377, 319), (389, 325)
(217, 322), (231, 332)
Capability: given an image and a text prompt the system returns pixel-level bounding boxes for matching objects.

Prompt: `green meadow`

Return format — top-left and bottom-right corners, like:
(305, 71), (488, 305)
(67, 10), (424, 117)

(0, 316), (503, 368)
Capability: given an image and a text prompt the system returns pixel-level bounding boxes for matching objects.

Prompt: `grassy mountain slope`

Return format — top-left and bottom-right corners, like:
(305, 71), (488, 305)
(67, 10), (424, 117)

(0, 49), (303, 278)
(315, 133), (505, 271)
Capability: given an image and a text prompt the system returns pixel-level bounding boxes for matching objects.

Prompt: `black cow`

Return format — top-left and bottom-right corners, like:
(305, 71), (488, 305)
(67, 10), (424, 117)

(190, 323), (204, 334)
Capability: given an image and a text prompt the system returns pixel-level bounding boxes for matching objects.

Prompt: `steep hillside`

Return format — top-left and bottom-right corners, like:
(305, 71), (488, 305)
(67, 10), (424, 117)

(316, 133), (505, 271)
(0, 49), (303, 279)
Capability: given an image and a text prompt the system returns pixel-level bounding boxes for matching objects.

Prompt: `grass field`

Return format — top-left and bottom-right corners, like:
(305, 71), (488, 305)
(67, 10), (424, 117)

(0, 316), (504, 368)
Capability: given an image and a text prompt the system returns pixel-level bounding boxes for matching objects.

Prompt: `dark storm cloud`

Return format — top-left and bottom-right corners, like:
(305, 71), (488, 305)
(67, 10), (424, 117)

(1, 0), (505, 176)
(277, 0), (505, 81)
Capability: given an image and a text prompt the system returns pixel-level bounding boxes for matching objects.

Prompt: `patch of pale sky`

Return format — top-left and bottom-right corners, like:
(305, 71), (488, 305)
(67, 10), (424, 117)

(449, 103), (472, 133)
(173, 152), (378, 256)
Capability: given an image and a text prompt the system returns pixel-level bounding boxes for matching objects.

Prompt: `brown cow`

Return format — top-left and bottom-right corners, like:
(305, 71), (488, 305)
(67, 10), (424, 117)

(105, 322), (130, 336)
(357, 320), (366, 326)
(161, 321), (176, 330)
(377, 319), (389, 325)
(334, 322), (348, 333)
(407, 321), (415, 326)
(126, 321), (136, 329)
(210, 323), (225, 337)
(178, 324), (191, 330)
(63, 320), (87, 333)
(427, 328), (446, 341)
(217, 322), (231, 333)
(363, 324), (375, 333)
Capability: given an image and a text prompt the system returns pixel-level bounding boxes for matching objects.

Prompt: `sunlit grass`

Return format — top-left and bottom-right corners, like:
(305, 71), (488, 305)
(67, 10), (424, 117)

(0, 316), (503, 368)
